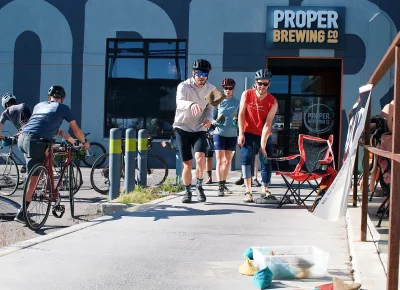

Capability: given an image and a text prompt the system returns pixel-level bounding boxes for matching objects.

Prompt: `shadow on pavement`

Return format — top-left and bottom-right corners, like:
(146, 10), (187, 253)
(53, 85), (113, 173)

(123, 204), (254, 221)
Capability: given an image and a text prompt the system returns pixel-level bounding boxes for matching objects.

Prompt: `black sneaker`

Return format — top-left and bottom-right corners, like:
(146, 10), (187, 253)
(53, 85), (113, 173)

(20, 166), (26, 174)
(252, 179), (261, 187)
(14, 208), (25, 224)
(218, 186), (225, 197)
(235, 177), (244, 185)
(182, 191), (192, 203)
(196, 185), (206, 202)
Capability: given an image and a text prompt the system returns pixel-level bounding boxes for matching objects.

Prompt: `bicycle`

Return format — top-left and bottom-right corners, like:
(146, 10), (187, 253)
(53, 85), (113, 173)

(90, 136), (168, 195)
(76, 133), (106, 168)
(22, 139), (85, 231)
(0, 135), (24, 196)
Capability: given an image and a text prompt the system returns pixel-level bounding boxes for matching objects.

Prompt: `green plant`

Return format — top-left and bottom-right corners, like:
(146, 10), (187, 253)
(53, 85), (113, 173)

(159, 177), (184, 193)
(118, 187), (162, 204)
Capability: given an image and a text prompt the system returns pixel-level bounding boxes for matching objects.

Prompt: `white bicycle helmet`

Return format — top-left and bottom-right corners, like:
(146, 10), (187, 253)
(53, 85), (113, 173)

(2, 92), (16, 109)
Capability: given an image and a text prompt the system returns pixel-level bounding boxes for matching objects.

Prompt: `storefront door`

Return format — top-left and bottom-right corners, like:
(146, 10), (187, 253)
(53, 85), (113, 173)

(267, 58), (342, 170)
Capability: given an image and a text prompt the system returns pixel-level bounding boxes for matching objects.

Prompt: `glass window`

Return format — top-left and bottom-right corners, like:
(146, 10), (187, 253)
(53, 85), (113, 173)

(104, 39), (187, 137)
(148, 58), (185, 80)
(269, 75), (289, 94)
(108, 58), (145, 79)
(291, 75), (323, 95)
(149, 42), (176, 57)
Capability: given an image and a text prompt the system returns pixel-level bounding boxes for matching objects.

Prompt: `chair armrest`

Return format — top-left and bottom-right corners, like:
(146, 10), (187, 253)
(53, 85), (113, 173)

(268, 154), (301, 162)
(319, 156), (333, 165)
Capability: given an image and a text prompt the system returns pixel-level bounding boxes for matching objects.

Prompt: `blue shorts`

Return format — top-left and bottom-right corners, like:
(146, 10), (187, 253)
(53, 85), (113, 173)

(213, 135), (237, 151)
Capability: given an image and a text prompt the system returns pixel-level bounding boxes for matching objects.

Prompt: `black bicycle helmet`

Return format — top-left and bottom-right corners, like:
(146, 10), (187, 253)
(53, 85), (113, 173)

(192, 59), (212, 71)
(254, 69), (272, 80)
(222, 78), (236, 87)
(48, 85), (66, 99)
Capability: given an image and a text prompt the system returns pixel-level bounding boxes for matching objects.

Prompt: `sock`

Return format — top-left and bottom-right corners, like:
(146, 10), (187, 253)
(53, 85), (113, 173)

(218, 181), (223, 187)
(222, 180), (226, 186)
(185, 185), (192, 192)
(197, 178), (203, 186)
(207, 171), (212, 178)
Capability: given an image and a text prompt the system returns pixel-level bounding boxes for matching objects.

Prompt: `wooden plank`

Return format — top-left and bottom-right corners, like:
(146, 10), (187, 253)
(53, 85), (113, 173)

(353, 147), (358, 207)
(362, 146), (400, 164)
(361, 101), (371, 242)
(386, 45), (400, 290)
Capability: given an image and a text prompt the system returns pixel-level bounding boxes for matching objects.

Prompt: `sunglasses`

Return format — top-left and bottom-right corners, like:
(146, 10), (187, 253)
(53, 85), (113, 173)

(223, 87), (234, 90)
(195, 71), (209, 78)
(257, 82), (270, 87)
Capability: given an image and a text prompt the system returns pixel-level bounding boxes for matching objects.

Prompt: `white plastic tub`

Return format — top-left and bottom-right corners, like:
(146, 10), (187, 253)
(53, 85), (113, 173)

(252, 246), (329, 279)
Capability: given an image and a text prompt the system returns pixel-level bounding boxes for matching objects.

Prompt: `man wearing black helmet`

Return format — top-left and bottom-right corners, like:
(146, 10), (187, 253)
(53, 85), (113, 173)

(238, 69), (278, 203)
(0, 92), (32, 173)
(14, 85), (90, 223)
(173, 59), (216, 203)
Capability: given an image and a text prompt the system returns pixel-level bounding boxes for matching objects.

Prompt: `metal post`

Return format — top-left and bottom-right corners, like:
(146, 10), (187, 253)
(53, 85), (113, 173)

(386, 45), (400, 290)
(172, 138), (182, 184)
(109, 128), (121, 200)
(137, 129), (148, 186)
(125, 128), (136, 193)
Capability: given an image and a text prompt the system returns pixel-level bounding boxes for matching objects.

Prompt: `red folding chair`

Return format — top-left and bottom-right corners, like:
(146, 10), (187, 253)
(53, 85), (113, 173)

(269, 134), (337, 209)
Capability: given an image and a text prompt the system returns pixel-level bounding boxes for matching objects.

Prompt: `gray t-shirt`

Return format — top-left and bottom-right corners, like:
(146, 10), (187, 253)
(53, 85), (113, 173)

(0, 103), (31, 130)
(213, 97), (240, 137)
(22, 101), (74, 139)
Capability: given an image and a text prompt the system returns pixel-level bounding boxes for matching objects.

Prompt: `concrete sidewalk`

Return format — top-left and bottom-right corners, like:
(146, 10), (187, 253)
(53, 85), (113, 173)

(0, 172), (357, 290)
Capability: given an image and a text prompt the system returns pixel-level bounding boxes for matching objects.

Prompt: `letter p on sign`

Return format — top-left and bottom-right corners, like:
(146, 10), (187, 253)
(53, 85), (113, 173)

(274, 10), (284, 28)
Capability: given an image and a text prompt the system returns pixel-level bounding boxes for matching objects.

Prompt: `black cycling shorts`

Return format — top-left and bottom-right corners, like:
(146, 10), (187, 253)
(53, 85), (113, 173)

(175, 128), (207, 161)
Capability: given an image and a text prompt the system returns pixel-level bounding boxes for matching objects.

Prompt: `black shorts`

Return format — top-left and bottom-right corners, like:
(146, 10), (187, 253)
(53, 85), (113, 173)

(175, 128), (207, 161)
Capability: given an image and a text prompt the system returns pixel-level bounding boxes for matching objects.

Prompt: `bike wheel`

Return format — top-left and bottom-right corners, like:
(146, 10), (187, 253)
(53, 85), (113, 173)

(0, 195), (20, 221)
(23, 164), (51, 231)
(0, 154), (19, 196)
(69, 164), (75, 218)
(146, 154), (168, 186)
(90, 153), (110, 194)
(82, 142), (106, 168)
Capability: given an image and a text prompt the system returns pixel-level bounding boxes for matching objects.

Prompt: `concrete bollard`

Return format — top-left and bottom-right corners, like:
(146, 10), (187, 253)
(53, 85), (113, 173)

(109, 128), (122, 200)
(125, 128), (136, 193)
(137, 129), (148, 186)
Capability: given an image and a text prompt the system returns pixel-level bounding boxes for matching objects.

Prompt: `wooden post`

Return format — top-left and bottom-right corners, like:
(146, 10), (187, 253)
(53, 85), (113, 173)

(353, 146), (358, 207)
(386, 45), (400, 290)
(361, 100), (371, 242)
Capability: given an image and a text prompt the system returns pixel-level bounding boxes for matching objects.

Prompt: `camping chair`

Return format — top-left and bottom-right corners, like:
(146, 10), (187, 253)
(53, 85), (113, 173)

(269, 134), (337, 209)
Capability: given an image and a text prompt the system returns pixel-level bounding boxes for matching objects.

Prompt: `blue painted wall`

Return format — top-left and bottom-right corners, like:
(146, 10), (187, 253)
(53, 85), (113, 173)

(0, 0), (398, 168)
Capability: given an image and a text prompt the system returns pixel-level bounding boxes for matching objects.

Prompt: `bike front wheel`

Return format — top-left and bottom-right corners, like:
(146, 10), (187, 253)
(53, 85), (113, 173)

(82, 142), (106, 168)
(23, 164), (51, 231)
(146, 154), (168, 186)
(90, 153), (110, 195)
(0, 195), (20, 221)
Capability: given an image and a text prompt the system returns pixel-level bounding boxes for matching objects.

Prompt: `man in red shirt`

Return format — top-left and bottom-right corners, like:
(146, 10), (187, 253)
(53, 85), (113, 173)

(238, 69), (278, 203)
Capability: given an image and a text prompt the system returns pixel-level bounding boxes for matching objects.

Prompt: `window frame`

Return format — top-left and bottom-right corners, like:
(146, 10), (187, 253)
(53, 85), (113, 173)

(104, 38), (188, 138)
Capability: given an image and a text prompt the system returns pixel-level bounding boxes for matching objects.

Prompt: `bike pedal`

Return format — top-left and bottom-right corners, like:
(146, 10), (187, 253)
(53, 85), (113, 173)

(52, 204), (65, 218)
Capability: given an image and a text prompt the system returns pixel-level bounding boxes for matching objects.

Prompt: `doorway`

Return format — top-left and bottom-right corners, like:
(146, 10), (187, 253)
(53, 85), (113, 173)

(267, 57), (342, 170)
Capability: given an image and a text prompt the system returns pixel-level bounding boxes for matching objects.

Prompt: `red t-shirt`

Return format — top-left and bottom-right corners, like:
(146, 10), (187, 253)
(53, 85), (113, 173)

(243, 89), (276, 136)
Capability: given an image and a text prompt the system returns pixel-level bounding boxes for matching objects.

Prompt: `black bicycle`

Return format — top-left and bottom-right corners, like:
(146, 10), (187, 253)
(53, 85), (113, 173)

(90, 137), (168, 194)
(77, 133), (106, 168)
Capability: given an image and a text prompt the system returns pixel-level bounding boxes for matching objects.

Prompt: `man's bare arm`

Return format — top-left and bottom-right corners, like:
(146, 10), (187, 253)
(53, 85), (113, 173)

(260, 100), (278, 152)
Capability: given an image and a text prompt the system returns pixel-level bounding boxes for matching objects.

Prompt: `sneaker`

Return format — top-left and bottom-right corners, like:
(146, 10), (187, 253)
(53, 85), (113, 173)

(14, 208), (25, 223)
(252, 179), (261, 187)
(205, 177), (212, 184)
(20, 166), (26, 174)
(196, 185), (207, 202)
(223, 185), (233, 194)
(243, 192), (253, 203)
(182, 191), (192, 203)
(218, 186), (225, 197)
(235, 177), (244, 185)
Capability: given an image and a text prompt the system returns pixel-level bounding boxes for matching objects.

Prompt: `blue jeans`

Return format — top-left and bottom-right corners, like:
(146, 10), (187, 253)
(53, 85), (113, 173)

(241, 132), (273, 187)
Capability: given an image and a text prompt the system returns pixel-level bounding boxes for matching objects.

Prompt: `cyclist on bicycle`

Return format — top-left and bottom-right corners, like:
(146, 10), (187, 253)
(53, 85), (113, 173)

(14, 85), (90, 223)
(0, 93), (32, 173)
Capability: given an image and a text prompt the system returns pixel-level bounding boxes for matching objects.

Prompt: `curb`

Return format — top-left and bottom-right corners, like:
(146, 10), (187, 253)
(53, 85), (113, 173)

(0, 193), (181, 257)
(346, 206), (386, 289)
